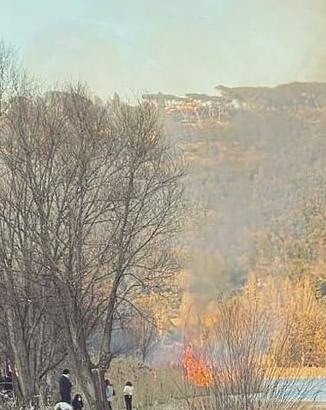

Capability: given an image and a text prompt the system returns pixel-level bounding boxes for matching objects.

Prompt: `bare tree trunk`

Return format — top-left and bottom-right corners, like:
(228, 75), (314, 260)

(92, 369), (108, 410)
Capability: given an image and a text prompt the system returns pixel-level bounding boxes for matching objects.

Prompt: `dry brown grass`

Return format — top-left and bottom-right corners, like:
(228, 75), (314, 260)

(105, 358), (185, 409)
(274, 367), (326, 379)
(102, 358), (326, 409)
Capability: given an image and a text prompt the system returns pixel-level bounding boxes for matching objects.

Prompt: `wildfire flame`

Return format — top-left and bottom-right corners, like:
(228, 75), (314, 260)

(182, 344), (213, 387)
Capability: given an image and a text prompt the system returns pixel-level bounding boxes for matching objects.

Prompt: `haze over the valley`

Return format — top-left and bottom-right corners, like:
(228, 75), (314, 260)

(2, 0), (326, 300)
(1, 2), (326, 409)
(147, 84), (326, 295)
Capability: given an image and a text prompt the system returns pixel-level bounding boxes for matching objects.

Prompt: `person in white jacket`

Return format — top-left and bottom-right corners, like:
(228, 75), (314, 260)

(123, 381), (133, 410)
(54, 402), (73, 410)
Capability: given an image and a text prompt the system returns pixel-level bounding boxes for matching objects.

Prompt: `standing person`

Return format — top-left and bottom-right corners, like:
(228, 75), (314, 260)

(59, 369), (72, 405)
(72, 394), (84, 410)
(123, 381), (133, 410)
(105, 379), (115, 410)
(3, 370), (12, 393)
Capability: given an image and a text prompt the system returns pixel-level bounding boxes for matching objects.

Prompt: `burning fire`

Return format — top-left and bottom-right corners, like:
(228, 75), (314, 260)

(182, 344), (213, 387)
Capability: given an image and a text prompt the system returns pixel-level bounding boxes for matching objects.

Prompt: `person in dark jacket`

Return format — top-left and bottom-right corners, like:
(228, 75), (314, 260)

(72, 394), (83, 410)
(3, 374), (12, 392)
(59, 369), (72, 404)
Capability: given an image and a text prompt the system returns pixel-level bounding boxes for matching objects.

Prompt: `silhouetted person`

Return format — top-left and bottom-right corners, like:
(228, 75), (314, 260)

(72, 394), (83, 410)
(2, 372), (12, 393)
(59, 369), (72, 404)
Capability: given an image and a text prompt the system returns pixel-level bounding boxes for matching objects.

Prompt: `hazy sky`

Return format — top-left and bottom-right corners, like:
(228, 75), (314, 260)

(1, 0), (326, 97)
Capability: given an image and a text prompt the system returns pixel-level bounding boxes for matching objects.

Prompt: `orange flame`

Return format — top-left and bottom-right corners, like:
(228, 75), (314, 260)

(182, 344), (213, 387)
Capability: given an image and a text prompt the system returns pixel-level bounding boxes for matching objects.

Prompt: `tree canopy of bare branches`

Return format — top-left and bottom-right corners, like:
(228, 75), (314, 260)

(0, 43), (184, 409)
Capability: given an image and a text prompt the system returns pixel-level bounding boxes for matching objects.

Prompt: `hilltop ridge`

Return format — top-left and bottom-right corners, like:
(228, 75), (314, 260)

(143, 82), (326, 124)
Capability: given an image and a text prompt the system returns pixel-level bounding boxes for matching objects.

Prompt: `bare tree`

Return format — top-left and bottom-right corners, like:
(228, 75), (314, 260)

(0, 43), (67, 407)
(0, 83), (183, 408)
(130, 315), (159, 363)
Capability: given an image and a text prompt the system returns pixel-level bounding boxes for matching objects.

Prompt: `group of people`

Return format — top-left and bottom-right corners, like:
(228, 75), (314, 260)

(55, 369), (134, 410)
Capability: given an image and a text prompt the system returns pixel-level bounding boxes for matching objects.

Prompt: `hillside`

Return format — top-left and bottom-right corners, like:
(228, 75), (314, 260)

(143, 82), (326, 125)
(145, 83), (326, 294)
